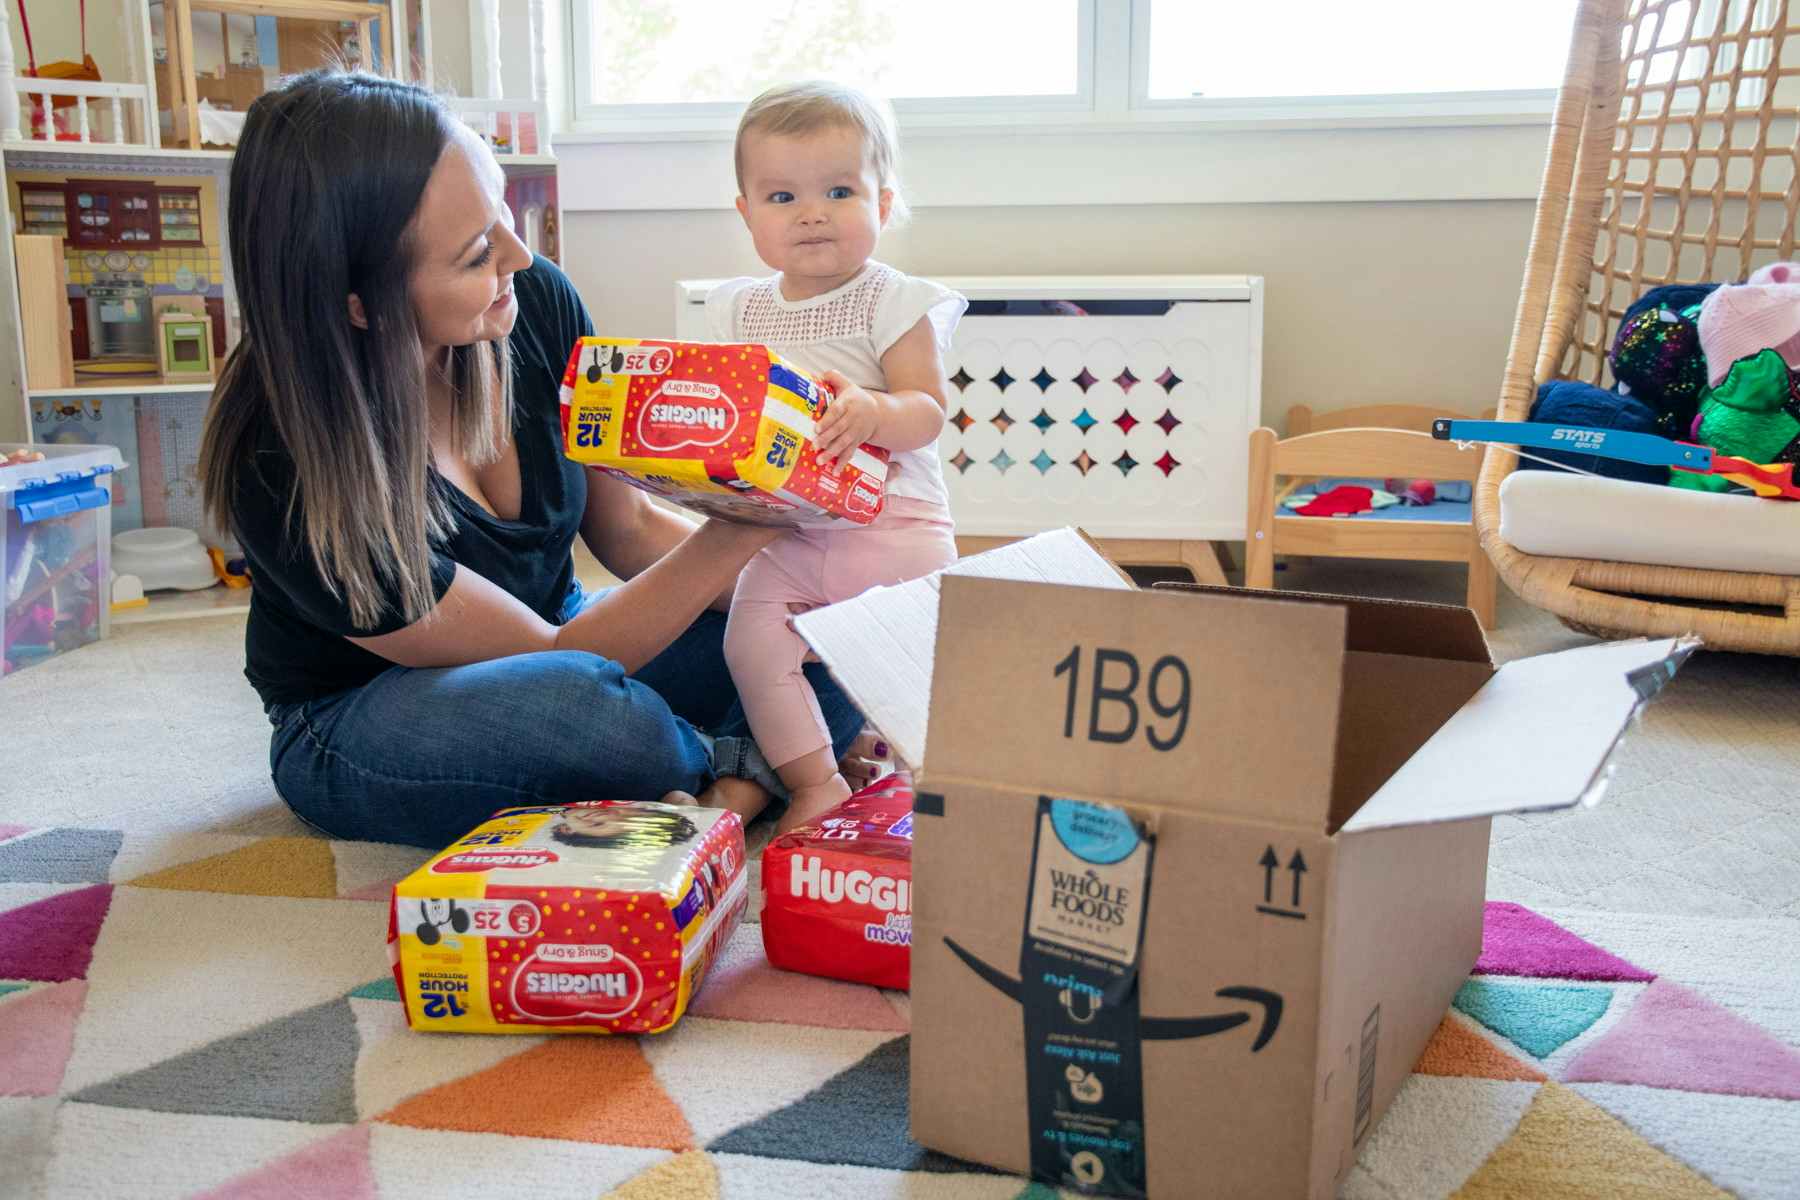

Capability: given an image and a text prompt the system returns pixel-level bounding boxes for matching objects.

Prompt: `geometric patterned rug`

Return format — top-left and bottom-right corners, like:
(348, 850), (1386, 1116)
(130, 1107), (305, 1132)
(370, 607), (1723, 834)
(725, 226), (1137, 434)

(3, 825), (1796, 1199)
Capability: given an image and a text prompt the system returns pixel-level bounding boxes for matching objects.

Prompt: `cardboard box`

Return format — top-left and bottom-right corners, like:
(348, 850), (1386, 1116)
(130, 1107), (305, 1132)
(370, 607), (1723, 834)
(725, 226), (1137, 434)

(559, 337), (888, 527)
(794, 530), (1690, 1199)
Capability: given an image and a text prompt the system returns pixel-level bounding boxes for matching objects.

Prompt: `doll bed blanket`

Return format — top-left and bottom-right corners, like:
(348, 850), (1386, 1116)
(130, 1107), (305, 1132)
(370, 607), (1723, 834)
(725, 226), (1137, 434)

(1281, 477), (1474, 522)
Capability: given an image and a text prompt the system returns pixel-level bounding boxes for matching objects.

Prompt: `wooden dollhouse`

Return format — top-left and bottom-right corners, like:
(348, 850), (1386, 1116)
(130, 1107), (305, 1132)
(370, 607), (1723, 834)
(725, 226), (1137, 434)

(0, 0), (560, 618)
(159, 1), (396, 150)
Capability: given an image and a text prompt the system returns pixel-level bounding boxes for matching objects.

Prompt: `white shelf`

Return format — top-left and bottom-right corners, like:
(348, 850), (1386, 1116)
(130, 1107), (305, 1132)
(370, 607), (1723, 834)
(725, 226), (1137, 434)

(32, 382), (214, 398)
(112, 585), (249, 626)
(3, 142), (234, 164)
(7, 142), (553, 168)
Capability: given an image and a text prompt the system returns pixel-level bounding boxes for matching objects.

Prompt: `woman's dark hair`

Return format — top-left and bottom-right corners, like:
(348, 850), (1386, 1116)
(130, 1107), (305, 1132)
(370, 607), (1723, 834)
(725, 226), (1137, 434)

(551, 809), (701, 850)
(199, 70), (511, 628)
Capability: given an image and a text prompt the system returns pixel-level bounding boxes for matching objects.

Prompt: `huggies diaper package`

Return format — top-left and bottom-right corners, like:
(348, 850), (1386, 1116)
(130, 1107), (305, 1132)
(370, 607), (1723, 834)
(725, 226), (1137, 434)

(760, 775), (914, 991)
(388, 801), (745, 1035)
(559, 337), (888, 526)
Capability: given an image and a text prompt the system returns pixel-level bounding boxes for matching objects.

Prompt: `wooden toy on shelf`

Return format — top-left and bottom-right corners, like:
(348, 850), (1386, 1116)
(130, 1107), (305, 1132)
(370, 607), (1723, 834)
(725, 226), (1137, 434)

(13, 233), (74, 389)
(156, 309), (213, 381)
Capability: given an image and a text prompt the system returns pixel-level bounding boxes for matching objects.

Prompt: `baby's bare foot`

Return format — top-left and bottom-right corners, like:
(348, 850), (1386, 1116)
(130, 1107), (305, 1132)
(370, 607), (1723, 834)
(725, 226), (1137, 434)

(697, 776), (773, 823)
(775, 773), (853, 836)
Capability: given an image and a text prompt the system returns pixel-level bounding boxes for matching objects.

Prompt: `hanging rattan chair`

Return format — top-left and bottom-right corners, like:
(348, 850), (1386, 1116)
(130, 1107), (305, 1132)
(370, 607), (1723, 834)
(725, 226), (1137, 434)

(1476, 0), (1800, 653)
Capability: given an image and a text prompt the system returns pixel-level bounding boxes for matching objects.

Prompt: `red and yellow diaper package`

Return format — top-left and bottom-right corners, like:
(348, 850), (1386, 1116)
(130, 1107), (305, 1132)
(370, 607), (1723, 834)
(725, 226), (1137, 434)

(388, 801), (745, 1035)
(761, 775), (914, 991)
(559, 337), (888, 526)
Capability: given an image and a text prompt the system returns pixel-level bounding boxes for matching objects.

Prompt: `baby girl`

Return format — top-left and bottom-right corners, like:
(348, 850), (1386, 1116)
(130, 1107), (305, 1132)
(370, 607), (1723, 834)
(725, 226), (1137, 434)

(706, 81), (964, 832)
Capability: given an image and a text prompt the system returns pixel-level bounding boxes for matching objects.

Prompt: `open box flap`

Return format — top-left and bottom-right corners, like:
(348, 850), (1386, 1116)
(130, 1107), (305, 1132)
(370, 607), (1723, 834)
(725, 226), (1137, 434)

(792, 529), (1133, 772)
(1339, 637), (1698, 834)
(920, 577), (1347, 824)
(1151, 582), (1497, 832)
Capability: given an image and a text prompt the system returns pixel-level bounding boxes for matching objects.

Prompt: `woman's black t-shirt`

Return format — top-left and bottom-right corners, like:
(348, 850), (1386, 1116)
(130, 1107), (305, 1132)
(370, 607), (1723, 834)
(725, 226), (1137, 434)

(235, 256), (593, 707)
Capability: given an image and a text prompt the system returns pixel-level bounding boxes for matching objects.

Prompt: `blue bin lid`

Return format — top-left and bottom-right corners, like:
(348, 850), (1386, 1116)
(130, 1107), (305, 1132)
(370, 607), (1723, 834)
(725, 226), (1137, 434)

(1, 443), (128, 510)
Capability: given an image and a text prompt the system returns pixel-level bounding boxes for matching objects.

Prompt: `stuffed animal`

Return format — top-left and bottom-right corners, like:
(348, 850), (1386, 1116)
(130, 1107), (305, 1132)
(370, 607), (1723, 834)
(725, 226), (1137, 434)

(1610, 282), (1718, 439)
(1669, 348), (1800, 493)
(1384, 478), (1437, 506)
(1524, 379), (1670, 485)
(1697, 263), (1800, 385)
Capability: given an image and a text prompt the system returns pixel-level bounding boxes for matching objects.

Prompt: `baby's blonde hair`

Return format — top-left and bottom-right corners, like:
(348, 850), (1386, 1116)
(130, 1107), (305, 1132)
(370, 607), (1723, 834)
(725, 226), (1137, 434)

(734, 81), (907, 222)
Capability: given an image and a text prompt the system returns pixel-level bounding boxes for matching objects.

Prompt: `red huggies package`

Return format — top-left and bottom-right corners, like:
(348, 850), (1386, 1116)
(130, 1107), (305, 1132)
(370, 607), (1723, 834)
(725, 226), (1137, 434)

(760, 775), (914, 991)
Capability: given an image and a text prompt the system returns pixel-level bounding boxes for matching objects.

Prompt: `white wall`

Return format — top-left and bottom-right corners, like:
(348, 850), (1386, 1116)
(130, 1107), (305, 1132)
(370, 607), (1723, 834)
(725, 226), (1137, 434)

(560, 199), (1536, 426)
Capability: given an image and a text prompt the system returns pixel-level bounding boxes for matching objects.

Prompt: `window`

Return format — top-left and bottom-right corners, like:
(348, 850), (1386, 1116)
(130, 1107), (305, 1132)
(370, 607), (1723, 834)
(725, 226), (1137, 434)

(1139, 0), (1573, 103)
(565, 0), (1581, 134)
(570, 0), (1089, 126)
(1617, 0), (1785, 108)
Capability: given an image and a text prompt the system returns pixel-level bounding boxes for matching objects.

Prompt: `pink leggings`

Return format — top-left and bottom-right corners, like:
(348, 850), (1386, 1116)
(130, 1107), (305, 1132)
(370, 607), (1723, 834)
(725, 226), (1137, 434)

(724, 497), (956, 770)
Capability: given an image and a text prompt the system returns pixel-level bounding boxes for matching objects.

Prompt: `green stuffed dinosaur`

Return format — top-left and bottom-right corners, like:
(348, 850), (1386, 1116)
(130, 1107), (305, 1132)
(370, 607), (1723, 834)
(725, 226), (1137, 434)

(1671, 348), (1800, 492)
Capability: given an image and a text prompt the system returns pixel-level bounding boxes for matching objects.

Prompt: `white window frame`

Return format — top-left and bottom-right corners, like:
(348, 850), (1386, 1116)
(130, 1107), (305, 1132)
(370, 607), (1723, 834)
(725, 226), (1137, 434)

(562, 0), (1572, 140)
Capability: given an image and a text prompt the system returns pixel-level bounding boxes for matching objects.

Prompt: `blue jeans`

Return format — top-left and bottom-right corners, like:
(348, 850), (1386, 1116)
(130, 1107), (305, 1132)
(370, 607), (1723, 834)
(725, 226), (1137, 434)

(266, 584), (864, 847)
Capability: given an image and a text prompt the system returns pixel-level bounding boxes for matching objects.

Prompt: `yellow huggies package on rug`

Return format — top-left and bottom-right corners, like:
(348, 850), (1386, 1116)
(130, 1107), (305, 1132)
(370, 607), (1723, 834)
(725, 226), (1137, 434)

(559, 337), (889, 527)
(387, 802), (746, 1035)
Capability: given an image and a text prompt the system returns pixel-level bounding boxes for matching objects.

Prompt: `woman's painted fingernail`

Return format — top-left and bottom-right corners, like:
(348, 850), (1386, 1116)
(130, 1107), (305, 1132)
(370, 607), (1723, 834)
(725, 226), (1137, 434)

(874, 740), (889, 759)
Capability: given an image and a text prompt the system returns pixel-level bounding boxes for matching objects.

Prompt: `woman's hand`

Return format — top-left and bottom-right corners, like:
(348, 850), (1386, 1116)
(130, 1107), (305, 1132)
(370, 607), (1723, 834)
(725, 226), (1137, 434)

(552, 516), (782, 669)
(815, 371), (883, 471)
(352, 509), (785, 676)
(694, 517), (786, 556)
(703, 519), (783, 611)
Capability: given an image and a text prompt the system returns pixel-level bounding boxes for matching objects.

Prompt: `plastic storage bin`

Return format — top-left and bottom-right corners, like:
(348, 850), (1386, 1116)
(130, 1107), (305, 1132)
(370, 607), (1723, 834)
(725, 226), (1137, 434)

(2, 443), (125, 676)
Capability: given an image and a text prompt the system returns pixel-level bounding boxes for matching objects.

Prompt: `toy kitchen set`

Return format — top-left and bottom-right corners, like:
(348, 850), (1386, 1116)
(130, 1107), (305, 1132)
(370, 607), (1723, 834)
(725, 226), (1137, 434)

(12, 169), (226, 389)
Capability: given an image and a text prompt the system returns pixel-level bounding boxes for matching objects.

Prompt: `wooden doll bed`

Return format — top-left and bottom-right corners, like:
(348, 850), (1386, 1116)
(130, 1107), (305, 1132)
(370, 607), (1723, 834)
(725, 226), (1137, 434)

(1245, 404), (1497, 628)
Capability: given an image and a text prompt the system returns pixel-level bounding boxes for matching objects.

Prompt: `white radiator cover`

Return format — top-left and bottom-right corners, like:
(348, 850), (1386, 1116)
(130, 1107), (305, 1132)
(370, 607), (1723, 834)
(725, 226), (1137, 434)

(674, 275), (1263, 541)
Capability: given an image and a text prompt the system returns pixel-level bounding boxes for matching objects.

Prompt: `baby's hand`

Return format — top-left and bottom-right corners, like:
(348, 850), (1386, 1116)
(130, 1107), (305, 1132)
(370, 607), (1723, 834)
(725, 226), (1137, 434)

(814, 371), (882, 471)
